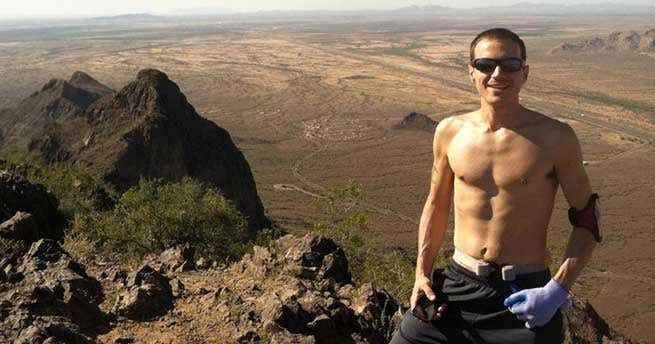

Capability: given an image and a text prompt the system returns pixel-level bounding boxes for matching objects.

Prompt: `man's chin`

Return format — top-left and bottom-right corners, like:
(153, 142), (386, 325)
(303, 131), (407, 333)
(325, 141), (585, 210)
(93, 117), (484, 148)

(483, 96), (516, 106)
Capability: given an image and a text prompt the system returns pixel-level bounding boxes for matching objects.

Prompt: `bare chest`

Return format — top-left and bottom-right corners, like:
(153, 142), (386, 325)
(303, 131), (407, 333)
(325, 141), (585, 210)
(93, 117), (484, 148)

(448, 128), (555, 189)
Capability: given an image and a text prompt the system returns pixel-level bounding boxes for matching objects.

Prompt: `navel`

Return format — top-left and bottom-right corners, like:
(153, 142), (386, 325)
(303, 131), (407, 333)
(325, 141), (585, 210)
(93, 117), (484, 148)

(480, 247), (487, 257)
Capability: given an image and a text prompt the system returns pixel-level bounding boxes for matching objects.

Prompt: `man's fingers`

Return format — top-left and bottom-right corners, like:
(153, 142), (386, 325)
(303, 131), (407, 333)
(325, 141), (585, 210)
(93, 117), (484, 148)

(423, 285), (437, 301)
(504, 291), (527, 307)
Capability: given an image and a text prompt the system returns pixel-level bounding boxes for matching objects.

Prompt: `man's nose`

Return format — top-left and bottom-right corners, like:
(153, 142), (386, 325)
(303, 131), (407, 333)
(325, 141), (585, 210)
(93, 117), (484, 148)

(491, 65), (503, 78)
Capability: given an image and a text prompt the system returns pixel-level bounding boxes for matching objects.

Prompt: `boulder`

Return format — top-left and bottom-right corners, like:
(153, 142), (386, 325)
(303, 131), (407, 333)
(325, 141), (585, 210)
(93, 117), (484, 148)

(278, 234), (352, 285)
(113, 264), (173, 320)
(0, 239), (105, 343)
(0, 211), (39, 243)
(0, 171), (64, 241)
(158, 243), (196, 272)
(563, 298), (635, 344)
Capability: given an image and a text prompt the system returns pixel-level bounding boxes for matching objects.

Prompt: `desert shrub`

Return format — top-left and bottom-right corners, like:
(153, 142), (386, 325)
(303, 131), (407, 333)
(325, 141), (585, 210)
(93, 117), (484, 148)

(70, 177), (249, 263)
(0, 154), (117, 219)
(314, 179), (415, 305)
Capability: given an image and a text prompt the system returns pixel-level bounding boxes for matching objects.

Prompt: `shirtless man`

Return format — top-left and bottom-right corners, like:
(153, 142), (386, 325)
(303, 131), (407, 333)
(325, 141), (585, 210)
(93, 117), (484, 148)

(389, 28), (600, 344)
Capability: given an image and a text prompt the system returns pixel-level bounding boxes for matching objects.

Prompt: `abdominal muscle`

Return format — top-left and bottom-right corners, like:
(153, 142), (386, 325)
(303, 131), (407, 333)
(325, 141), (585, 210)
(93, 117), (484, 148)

(452, 181), (558, 266)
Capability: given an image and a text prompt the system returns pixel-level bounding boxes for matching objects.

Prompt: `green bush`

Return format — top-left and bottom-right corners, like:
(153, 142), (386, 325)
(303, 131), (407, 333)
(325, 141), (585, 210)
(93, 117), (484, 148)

(0, 154), (117, 219)
(70, 177), (250, 263)
(314, 179), (415, 304)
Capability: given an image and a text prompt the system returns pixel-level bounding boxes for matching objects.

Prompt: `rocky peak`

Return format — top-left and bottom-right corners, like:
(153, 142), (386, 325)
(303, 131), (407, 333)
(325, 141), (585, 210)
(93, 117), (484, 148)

(72, 69), (270, 233)
(107, 68), (192, 120)
(69, 71), (114, 97)
(394, 112), (439, 132)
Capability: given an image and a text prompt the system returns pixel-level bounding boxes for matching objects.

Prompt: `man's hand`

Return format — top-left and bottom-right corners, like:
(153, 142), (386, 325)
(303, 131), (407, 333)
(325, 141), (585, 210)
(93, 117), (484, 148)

(504, 279), (569, 328)
(411, 274), (446, 320)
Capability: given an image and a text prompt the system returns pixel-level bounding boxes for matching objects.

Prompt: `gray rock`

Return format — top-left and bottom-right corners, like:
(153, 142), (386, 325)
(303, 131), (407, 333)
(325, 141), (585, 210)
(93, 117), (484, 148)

(114, 264), (173, 320)
(0, 211), (39, 243)
(0, 240), (105, 343)
(159, 243), (195, 273)
(0, 172), (64, 241)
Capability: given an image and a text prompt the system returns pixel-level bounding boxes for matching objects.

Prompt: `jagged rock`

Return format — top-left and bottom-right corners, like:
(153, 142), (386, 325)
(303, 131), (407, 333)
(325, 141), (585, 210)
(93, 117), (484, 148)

(236, 329), (260, 343)
(352, 283), (398, 343)
(260, 295), (312, 333)
(158, 243), (196, 272)
(170, 278), (185, 298)
(307, 314), (337, 342)
(0, 240), (105, 343)
(270, 331), (316, 344)
(0, 211), (39, 243)
(0, 171), (64, 241)
(393, 112), (439, 132)
(108, 269), (127, 286)
(13, 316), (95, 344)
(563, 298), (635, 344)
(278, 234), (352, 285)
(114, 264), (173, 320)
(318, 252), (350, 285)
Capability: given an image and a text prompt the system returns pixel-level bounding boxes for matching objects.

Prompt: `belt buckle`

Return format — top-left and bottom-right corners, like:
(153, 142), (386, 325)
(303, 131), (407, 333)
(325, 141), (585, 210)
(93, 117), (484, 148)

(475, 262), (493, 277)
(501, 265), (516, 281)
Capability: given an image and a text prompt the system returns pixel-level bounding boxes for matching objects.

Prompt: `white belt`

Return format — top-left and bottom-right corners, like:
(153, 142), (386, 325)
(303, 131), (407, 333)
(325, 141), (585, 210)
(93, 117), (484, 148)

(453, 248), (546, 281)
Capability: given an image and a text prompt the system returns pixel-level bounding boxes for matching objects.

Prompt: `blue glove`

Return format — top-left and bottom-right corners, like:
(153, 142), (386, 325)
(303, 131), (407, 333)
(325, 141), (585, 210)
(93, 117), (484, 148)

(503, 279), (569, 329)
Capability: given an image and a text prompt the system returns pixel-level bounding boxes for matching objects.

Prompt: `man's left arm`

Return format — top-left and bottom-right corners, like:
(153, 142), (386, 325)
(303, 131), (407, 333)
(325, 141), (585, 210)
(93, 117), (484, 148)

(552, 123), (598, 290)
(504, 123), (599, 328)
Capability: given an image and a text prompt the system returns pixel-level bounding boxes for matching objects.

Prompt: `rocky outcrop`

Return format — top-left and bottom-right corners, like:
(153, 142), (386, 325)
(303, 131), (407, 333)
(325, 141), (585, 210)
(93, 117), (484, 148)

(563, 298), (635, 344)
(394, 112), (438, 132)
(0, 171), (64, 242)
(188, 233), (394, 344)
(0, 239), (105, 343)
(549, 28), (655, 55)
(113, 264), (174, 321)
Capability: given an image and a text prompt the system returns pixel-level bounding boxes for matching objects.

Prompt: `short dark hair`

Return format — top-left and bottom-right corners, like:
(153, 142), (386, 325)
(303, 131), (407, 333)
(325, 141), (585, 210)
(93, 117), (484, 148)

(470, 28), (526, 61)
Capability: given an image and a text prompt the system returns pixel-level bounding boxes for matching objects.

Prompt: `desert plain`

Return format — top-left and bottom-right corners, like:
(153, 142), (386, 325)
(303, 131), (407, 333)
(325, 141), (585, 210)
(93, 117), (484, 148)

(1, 12), (654, 342)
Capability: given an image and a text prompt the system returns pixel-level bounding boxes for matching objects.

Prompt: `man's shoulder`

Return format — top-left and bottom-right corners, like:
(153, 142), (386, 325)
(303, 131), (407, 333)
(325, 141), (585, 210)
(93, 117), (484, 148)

(527, 110), (579, 147)
(432, 114), (468, 152)
(435, 112), (471, 135)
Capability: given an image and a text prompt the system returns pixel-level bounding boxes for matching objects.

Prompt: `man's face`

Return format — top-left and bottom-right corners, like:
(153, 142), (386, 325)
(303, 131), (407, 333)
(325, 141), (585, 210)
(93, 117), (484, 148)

(468, 38), (529, 106)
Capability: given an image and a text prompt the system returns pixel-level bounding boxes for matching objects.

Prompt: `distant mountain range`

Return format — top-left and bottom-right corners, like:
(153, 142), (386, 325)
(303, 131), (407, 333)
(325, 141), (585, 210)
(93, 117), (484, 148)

(81, 2), (655, 21)
(550, 29), (655, 55)
(392, 2), (655, 16)
(89, 13), (164, 21)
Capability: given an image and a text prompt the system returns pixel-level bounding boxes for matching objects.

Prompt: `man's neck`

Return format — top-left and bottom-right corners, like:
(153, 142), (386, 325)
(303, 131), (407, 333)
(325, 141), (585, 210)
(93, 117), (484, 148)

(479, 100), (526, 131)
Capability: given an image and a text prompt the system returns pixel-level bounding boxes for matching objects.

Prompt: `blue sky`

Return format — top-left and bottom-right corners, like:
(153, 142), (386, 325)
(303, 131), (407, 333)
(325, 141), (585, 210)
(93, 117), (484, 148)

(1, 0), (653, 18)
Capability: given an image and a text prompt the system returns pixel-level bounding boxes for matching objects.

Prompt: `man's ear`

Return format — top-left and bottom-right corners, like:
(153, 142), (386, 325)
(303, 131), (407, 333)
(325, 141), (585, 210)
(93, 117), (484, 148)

(468, 64), (475, 82)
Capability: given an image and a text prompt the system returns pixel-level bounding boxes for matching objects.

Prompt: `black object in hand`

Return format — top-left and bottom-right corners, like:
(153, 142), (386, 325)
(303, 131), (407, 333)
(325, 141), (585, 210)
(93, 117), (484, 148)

(412, 294), (447, 322)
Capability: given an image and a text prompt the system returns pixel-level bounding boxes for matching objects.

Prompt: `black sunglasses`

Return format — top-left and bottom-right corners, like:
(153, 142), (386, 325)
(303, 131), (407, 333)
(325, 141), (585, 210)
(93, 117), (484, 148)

(471, 58), (524, 73)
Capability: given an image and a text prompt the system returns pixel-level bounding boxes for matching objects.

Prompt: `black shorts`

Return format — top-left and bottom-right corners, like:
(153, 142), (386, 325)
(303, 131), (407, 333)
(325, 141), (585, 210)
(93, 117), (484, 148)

(389, 261), (564, 344)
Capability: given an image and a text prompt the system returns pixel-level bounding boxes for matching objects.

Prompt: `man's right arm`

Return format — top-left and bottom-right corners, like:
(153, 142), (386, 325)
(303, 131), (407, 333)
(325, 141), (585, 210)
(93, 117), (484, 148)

(412, 118), (455, 309)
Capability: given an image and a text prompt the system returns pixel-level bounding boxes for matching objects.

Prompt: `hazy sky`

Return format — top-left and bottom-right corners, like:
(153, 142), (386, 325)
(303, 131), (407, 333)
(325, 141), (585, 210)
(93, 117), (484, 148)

(1, 0), (653, 18)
